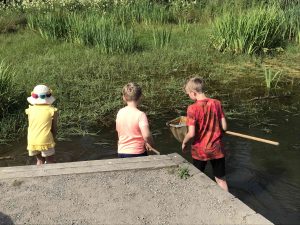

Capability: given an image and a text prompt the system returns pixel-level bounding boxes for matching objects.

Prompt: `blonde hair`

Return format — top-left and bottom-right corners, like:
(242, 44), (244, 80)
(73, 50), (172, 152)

(185, 77), (204, 93)
(122, 82), (142, 101)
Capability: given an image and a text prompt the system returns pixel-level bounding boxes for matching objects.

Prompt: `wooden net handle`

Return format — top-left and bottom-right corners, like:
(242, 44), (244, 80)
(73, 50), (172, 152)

(225, 131), (279, 146)
(145, 143), (161, 155)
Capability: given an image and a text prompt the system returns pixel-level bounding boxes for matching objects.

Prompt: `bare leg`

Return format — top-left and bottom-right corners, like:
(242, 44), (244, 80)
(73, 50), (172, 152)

(215, 176), (229, 192)
(45, 155), (56, 164)
(36, 154), (45, 165)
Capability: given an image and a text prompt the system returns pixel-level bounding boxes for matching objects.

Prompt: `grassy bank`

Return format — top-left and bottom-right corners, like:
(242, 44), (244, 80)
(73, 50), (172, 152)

(0, 0), (299, 143)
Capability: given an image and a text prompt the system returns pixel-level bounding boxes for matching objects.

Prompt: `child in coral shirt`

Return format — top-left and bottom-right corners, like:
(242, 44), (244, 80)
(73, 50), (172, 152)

(116, 82), (154, 158)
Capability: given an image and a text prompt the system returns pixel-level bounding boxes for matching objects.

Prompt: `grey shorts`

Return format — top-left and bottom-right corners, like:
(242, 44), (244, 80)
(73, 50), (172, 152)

(28, 148), (55, 157)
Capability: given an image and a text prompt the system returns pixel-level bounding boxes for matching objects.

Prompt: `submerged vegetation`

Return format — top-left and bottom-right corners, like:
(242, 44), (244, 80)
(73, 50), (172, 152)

(0, 0), (299, 143)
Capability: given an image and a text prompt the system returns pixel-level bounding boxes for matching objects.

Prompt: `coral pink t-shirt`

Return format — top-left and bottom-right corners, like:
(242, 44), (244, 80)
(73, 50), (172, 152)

(116, 106), (149, 154)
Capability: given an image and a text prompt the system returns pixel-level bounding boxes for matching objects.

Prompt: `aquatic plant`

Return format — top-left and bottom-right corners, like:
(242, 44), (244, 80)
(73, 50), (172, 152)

(27, 11), (138, 53)
(264, 67), (282, 90)
(152, 26), (172, 48)
(283, 4), (300, 45)
(211, 5), (287, 54)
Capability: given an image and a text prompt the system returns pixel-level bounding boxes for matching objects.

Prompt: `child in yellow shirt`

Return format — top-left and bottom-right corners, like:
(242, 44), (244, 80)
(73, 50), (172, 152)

(25, 85), (58, 165)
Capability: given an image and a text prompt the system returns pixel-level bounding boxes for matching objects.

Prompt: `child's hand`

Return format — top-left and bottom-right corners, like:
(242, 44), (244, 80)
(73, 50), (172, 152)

(145, 143), (151, 152)
(182, 142), (188, 153)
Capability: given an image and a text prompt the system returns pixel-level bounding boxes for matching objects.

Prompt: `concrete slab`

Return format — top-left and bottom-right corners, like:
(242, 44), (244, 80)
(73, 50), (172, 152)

(0, 155), (176, 179)
(0, 153), (273, 224)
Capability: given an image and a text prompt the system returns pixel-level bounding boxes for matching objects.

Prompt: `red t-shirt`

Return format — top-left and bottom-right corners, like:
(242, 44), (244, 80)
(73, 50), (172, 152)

(186, 98), (225, 161)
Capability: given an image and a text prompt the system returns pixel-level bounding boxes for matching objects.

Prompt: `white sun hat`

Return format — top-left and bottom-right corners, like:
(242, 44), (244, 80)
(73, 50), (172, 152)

(27, 85), (55, 105)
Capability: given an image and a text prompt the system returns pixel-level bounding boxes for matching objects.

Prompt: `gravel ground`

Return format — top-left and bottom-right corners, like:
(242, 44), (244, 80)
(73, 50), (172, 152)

(0, 167), (272, 224)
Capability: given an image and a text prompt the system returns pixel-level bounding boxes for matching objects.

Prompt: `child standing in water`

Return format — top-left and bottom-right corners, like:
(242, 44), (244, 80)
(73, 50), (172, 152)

(116, 82), (154, 158)
(26, 85), (58, 165)
(182, 77), (228, 191)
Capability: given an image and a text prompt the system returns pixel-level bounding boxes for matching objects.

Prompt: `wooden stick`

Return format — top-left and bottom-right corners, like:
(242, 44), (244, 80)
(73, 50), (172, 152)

(225, 131), (279, 146)
(0, 156), (13, 160)
(145, 143), (161, 155)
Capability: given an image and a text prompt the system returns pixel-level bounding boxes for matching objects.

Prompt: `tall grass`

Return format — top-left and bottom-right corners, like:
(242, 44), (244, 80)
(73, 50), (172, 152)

(0, 9), (26, 33)
(211, 5), (287, 54)
(152, 26), (172, 48)
(111, 1), (177, 25)
(284, 5), (300, 44)
(0, 114), (27, 143)
(0, 60), (18, 117)
(27, 11), (138, 53)
(0, 60), (26, 143)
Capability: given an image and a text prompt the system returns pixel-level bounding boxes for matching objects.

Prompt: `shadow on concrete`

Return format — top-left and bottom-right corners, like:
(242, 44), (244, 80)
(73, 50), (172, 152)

(0, 212), (14, 225)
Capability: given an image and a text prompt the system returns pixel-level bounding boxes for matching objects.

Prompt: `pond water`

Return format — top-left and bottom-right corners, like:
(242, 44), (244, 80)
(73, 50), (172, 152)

(0, 89), (299, 225)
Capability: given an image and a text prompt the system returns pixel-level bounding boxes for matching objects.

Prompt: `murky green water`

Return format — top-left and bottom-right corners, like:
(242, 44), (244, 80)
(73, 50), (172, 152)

(0, 80), (299, 225)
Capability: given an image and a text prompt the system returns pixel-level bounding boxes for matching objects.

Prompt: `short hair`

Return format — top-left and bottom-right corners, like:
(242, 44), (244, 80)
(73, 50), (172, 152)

(122, 82), (142, 101)
(185, 77), (204, 93)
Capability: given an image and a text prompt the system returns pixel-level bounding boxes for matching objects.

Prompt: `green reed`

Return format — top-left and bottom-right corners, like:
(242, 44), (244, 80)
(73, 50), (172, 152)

(211, 5), (286, 54)
(284, 5), (300, 44)
(110, 1), (177, 25)
(27, 10), (138, 53)
(152, 26), (172, 48)
(264, 67), (282, 90)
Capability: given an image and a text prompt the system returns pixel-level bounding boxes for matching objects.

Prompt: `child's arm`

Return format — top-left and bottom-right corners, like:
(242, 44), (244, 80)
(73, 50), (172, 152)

(221, 117), (227, 131)
(140, 125), (154, 149)
(182, 125), (195, 153)
(51, 111), (58, 138)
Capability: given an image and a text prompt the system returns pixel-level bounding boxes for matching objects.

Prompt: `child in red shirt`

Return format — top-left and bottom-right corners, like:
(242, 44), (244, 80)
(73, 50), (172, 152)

(182, 77), (228, 191)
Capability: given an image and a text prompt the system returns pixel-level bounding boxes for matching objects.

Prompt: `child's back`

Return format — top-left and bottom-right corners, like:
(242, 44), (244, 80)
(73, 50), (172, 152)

(26, 104), (57, 147)
(116, 82), (154, 158)
(116, 106), (148, 154)
(182, 77), (228, 191)
(26, 85), (57, 165)
(187, 98), (225, 160)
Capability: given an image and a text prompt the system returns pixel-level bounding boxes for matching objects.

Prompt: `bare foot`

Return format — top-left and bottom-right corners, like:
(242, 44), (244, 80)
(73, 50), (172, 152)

(36, 155), (45, 165)
(36, 159), (44, 165)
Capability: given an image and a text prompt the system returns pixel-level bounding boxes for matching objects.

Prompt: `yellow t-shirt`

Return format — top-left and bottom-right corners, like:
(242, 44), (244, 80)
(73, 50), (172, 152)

(25, 105), (57, 151)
